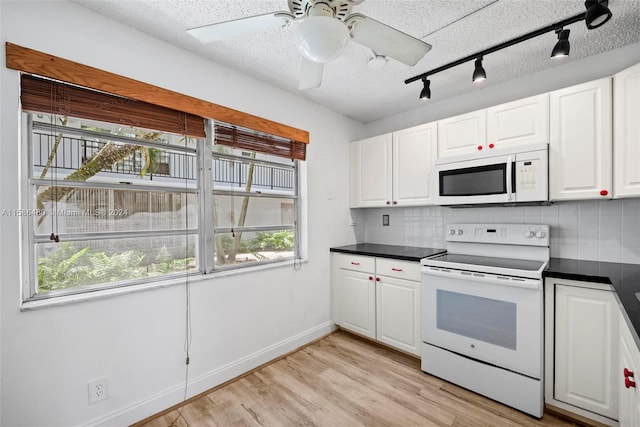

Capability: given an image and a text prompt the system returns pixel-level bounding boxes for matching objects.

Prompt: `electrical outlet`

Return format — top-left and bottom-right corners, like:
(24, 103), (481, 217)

(382, 214), (390, 226)
(88, 377), (107, 404)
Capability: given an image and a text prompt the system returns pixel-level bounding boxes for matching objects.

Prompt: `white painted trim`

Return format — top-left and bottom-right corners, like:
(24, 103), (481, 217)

(83, 321), (336, 427)
(20, 259), (309, 312)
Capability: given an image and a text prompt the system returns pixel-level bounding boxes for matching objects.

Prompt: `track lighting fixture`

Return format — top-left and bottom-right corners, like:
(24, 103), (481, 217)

(419, 77), (431, 99)
(551, 28), (570, 58)
(472, 57), (487, 83)
(405, 3), (613, 98)
(585, 0), (612, 29)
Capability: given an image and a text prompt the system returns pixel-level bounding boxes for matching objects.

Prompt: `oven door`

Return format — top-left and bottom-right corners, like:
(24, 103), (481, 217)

(421, 267), (542, 379)
(436, 155), (514, 205)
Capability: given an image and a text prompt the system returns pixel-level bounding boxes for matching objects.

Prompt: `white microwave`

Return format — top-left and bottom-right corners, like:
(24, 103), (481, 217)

(435, 143), (549, 206)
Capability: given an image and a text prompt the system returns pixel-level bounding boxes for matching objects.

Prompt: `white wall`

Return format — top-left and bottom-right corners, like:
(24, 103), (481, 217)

(0, 1), (363, 426)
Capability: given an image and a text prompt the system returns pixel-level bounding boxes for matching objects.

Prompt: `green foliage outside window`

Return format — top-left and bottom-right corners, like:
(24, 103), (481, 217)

(37, 243), (194, 292)
(38, 231), (293, 290)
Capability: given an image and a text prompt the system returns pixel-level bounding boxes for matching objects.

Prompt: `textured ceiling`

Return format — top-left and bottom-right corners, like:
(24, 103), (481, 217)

(72, 0), (640, 123)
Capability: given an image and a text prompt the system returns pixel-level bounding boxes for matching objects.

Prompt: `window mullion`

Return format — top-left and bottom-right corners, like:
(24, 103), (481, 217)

(294, 159), (301, 260)
(213, 225), (296, 234)
(32, 121), (197, 154)
(24, 114), (38, 300)
(200, 119), (215, 273)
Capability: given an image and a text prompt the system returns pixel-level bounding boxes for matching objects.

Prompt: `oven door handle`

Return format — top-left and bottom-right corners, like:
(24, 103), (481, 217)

(421, 267), (541, 290)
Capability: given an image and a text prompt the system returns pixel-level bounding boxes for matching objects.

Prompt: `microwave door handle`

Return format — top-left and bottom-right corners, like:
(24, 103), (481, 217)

(506, 156), (513, 201)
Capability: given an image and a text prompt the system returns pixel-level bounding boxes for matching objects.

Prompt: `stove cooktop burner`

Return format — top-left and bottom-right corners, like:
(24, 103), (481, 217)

(425, 253), (546, 273)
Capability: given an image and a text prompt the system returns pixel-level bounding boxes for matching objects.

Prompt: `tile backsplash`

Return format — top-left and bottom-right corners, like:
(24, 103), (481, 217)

(352, 199), (640, 264)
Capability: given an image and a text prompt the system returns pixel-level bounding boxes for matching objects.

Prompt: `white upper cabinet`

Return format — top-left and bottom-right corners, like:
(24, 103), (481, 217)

(438, 94), (549, 159)
(392, 122), (438, 206)
(486, 94), (550, 148)
(350, 134), (392, 208)
(350, 123), (437, 208)
(549, 78), (613, 201)
(614, 62), (640, 198)
(437, 109), (487, 158)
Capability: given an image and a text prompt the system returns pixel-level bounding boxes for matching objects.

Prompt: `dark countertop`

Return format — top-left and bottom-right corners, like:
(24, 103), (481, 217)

(545, 258), (640, 351)
(330, 243), (446, 263)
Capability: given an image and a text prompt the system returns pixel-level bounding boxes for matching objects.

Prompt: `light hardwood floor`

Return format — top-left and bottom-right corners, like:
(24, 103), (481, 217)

(137, 331), (577, 427)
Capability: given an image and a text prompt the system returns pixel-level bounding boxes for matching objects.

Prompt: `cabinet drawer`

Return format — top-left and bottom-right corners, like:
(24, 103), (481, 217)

(376, 258), (421, 281)
(336, 254), (375, 272)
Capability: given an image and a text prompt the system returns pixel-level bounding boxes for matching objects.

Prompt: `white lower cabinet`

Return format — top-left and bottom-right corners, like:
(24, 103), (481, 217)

(545, 278), (618, 425)
(338, 269), (377, 339)
(619, 311), (640, 426)
(376, 258), (421, 355)
(332, 253), (421, 356)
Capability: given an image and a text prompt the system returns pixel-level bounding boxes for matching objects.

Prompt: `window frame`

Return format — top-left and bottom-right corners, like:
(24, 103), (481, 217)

(23, 113), (202, 301)
(21, 115), (301, 302)
(209, 120), (300, 272)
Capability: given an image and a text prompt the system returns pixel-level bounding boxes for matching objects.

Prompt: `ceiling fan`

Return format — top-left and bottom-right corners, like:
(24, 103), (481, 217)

(187, 0), (432, 90)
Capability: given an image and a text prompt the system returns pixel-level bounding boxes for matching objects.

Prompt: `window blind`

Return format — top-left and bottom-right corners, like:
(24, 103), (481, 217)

(214, 123), (306, 161)
(20, 74), (206, 138)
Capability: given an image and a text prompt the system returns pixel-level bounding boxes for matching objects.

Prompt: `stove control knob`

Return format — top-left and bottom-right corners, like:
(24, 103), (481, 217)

(449, 229), (456, 235)
(457, 229), (463, 235)
(524, 230), (534, 238)
(535, 230), (546, 239)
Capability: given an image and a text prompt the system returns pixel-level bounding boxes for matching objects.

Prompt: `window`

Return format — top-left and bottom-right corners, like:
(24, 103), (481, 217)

(211, 140), (298, 269)
(26, 113), (200, 298)
(20, 75), (303, 301)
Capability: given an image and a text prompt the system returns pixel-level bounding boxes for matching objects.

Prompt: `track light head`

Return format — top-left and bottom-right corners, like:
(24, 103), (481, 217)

(472, 57), (486, 83)
(551, 28), (570, 58)
(585, 0), (612, 29)
(419, 77), (431, 99)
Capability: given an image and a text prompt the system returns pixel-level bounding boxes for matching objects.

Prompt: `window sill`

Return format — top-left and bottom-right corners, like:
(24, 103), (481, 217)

(20, 258), (308, 312)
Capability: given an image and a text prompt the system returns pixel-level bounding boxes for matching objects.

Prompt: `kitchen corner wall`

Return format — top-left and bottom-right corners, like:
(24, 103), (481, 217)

(354, 198), (640, 264)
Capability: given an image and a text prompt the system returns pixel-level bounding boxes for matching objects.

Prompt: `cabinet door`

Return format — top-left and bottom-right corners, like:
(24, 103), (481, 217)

(550, 78), (612, 200)
(331, 253), (376, 324)
(619, 313), (640, 427)
(614, 62), (640, 198)
(554, 284), (618, 419)
(349, 134), (392, 207)
(392, 122), (437, 206)
(337, 269), (376, 339)
(437, 109), (487, 158)
(486, 94), (549, 149)
(376, 275), (420, 356)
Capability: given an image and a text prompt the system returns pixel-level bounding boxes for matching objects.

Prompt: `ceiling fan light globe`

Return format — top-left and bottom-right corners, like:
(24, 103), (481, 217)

(296, 16), (349, 64)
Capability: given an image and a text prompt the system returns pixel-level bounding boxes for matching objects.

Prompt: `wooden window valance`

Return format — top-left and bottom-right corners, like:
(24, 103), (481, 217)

(215, 123), (306, 161)
(6, 42), (309, 144)
(20, 74), (206, 138)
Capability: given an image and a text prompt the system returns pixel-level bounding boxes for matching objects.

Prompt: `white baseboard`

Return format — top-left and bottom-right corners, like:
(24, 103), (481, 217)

(84, 321), (336, 427)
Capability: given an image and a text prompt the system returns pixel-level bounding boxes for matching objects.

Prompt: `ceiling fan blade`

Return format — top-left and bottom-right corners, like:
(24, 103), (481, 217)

(187, 12), (294, 43)
(347, 14), (431, 66)
(299, 58), (324, 90)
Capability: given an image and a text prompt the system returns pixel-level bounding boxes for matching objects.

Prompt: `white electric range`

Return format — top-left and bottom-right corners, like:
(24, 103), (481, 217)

(420, 223), (549, 418)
